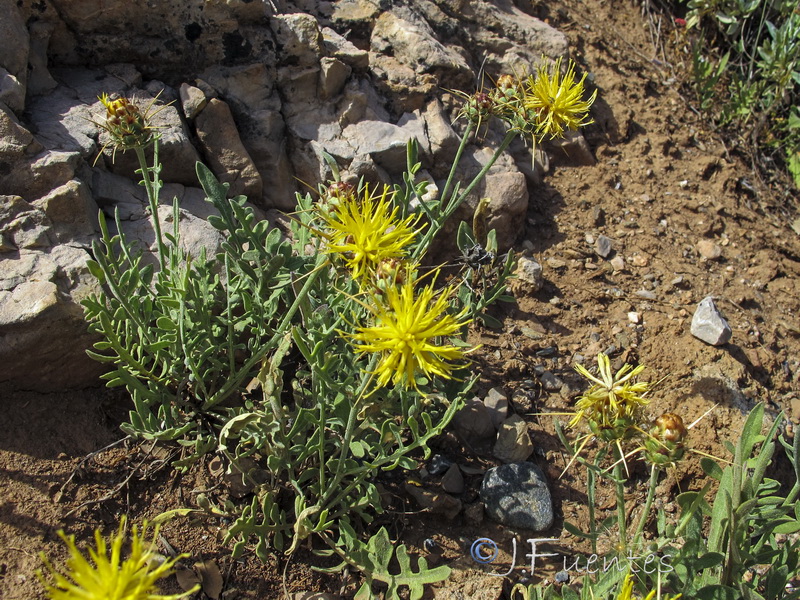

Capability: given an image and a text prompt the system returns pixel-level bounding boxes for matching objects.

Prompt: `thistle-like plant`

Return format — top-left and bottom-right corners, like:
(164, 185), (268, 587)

(38, 517), (197, 600)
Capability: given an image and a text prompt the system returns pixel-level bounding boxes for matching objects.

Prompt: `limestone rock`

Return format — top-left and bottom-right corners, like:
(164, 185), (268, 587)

(195, 98), (263, 202)
(0, 245), (105, 391)
(319, 57), (352, 100)
(515, 256), (544, 292)
(484, 387), (509, 430)
(547, 131), (595, 167)
(493, 415), (535, 463)
(321, 27), (369, 69)
(342, 120), (425, 172)
(32, 179), (98, 243)
(0, 0), (29, 111)
(26, 21), (59, 97)
(270, 13), (324, 67)
(371, 9), (472, 78)
(691, 296), (732, 346)
(179, 83), (207, 120)
(0, 68), (25, 115)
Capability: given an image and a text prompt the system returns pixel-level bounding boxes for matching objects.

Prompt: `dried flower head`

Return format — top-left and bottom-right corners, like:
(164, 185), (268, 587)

(643, 412), (689, 466)
(350, 272), (471, 389)
(39, 516), (197, 600)
(571, 353), (650, 441)
(319, 185), (424, 285)
(524, 56), (597, 142)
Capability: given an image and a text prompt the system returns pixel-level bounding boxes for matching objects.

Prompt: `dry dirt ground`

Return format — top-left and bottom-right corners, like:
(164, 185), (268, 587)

(2, 0), (800, 599)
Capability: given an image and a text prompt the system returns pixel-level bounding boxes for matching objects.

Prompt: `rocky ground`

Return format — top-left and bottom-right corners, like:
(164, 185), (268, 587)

(2, 0), (800, 598)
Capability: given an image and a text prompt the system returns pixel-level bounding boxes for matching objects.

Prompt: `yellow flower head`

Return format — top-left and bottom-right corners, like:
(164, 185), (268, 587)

(571, 353), (650, 441)
(39, 516), (197, 600)
(320, 185), (424, 285)
(616, 573), (682, 600)
(524, 56), (597, 141)
(350, 273), (471, 389)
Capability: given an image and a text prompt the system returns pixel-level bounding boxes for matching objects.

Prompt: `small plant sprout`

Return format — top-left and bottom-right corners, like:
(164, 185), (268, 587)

(38, 516), (198, 600)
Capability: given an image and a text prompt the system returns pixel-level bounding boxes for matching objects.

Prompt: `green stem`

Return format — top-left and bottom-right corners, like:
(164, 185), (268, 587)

(613, 459), (628, 552)
(201, 254), (328, 411)
(632, 464), (661, 547)
(588, 456), (598, 555)
(319, 356), (378, 507)
(412, 127), (518, 260)
(134, 143), (166, 269)
(443, 128), (518, 221)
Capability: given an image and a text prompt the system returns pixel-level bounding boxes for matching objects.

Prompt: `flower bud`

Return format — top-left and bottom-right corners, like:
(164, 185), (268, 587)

(99, 93), (153, 150)
(644, 412), (688, 466)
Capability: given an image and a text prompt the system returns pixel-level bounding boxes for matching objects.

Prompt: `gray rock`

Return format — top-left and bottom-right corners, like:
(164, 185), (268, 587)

(319, 57), (351, 100)
(480, 462), (554, 531)
(0, 0), (29, 110)
(179, 83), (207, 120)
(0, 245), (105, 391)
(195, 98), (263, 202)
(26, 21), (58, 97)
(342, 120), (423, 172)
(371, 9), (472, 78)
(32, 179), (98, 242)
(493, 415), (535, 463)
(484, 387), (509, 430)
(428, 454), (453, 476)
(441, 464), (465, 494)
(539, 370), (563, 391)
(691, 296), (732, 346)
(270, 13), (324, 67)
(515, 256), (544, 292)
(453, 397), (497, 445)
(0, 68), (25, 114)
(595, 234), (613, 258)
(321, 27), (369, 69)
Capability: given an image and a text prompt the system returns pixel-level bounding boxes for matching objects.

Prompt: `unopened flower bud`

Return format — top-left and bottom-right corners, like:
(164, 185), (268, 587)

(644, 412), (688, 466)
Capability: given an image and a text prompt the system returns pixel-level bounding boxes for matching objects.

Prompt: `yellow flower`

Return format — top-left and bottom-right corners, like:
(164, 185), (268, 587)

(571, 353), (650, 441)
(320, 185), (424, 285)
(39, 516), (197, 600)
(616, 573), (682, 600)
(524, 56), (597, 141)
(350, 273), (471, 389)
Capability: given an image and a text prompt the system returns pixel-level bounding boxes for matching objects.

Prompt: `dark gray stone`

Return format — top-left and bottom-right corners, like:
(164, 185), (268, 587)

(480, 462), (553, 531)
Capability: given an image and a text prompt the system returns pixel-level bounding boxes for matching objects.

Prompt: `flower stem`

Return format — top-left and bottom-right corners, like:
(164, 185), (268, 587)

(632, 464), (661, 547)
(613, 459), (628, 552)
(134, 143), (166, 269)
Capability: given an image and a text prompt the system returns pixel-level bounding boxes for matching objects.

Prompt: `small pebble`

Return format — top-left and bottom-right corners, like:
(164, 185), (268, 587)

(628, 311), (641, 324)
(635, 289), (657, 300)
(697, 239), (722, 260)
(428, 454), (453, 476)
(595, 235), (613, 258)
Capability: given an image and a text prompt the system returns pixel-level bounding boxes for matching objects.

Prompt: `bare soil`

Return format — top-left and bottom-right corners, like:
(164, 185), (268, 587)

(2, 0), (799, 599)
